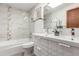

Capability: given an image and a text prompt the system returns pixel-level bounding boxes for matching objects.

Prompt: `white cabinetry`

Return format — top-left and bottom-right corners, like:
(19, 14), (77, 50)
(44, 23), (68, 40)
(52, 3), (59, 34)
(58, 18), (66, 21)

(34, 36), (49, 56)
(32, 5), (45, 33)
(34, 36), (79, 56)
(32, 4), (44, 21)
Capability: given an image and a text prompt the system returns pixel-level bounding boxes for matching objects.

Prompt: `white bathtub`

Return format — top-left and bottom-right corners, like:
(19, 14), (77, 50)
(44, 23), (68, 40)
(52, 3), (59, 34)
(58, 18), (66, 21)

(0, 38), (34, 56)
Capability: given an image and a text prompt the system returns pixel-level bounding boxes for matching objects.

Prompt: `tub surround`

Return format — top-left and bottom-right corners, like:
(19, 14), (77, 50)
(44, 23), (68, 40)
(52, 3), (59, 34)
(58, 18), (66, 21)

(0, 39), (34, 56)
(0, 4), (30, 41)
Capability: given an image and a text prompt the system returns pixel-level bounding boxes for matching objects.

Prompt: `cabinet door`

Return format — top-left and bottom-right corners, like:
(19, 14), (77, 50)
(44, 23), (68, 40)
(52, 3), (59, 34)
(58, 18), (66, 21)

(67, 8), (79, 28)
(40, 38), (49, 56)
(34, 37), (49, 56)
(36, 6), (44, 19)
(49, 40), (63, 56)
(57, 43), (79, 56)
(34, 36), (41, 56)
(49, 39), (79, 56)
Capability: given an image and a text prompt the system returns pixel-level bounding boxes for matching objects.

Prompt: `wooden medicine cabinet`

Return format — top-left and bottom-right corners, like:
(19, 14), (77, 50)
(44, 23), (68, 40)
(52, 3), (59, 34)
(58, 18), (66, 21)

(67, 7), (79, 28)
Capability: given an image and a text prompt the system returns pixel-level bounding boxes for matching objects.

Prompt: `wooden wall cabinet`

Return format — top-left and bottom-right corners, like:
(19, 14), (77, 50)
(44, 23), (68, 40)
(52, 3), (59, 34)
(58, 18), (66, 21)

(67, 7), (79, 28)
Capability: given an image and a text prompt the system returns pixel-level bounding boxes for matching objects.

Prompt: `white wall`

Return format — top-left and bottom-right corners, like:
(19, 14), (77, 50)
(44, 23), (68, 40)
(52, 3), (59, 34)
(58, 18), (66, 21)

(45, 3), (79, 36)
(0, 4), (30, 41)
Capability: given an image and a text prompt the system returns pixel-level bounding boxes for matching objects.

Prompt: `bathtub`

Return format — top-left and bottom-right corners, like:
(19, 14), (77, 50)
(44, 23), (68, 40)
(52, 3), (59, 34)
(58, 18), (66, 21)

(0, 38), (34, 56)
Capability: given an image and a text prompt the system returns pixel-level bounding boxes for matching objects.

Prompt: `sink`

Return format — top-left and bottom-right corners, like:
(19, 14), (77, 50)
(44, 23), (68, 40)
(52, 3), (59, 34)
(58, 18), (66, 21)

(22, 42), (34, 48)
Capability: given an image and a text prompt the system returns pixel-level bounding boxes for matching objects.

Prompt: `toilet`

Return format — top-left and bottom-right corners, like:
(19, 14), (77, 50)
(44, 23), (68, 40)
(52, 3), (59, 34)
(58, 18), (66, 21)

(22, 42), (34, 56)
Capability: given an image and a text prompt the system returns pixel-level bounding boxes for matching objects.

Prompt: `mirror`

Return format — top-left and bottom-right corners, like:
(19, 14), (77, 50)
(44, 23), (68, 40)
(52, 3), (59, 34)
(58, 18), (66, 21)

(43, 3), (64, 34)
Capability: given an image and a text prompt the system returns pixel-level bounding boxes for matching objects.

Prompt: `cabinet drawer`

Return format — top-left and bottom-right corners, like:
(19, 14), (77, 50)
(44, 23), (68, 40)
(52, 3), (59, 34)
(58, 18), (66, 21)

(34, 45), (49, 56)
(49, 40), (79, 56)
(58, 44), (79, 56)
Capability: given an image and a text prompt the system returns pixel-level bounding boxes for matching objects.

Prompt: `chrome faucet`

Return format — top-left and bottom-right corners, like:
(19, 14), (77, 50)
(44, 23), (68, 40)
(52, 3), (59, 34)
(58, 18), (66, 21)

(71, 28), (75, 40)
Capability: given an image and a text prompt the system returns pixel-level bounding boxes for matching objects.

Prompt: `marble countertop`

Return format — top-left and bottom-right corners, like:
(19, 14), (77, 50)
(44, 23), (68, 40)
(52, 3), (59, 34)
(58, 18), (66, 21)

(32, 33), (79, 47)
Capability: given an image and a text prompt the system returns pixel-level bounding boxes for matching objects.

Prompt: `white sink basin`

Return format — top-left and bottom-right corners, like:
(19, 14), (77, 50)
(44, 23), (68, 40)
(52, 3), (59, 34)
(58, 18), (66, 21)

(22, 42), (34, 48)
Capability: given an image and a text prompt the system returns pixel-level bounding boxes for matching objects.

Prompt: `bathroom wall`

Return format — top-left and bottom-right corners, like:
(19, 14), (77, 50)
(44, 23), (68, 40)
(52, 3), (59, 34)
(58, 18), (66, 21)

(0, 4), (30, 41)
(45, 3), (79, 36)
(9, 7), (30, 40)
(0, 5), (8, 41)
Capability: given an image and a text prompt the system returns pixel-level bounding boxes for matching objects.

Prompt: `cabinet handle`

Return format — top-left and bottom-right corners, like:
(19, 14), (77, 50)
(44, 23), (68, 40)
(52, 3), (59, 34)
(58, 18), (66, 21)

(58, 43), (71, 48)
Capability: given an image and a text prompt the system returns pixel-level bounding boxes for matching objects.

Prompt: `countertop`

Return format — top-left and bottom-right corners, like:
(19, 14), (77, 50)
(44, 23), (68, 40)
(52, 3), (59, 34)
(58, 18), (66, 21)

(32, 33), (79, 48)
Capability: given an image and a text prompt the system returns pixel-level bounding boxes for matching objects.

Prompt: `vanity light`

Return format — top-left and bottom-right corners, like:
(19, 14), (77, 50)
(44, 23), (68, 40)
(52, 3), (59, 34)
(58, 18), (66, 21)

(48, 3), (62, 8)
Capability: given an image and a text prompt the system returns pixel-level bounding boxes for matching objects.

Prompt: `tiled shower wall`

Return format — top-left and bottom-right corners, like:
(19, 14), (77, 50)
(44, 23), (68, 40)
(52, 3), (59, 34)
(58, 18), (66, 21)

(44, 3), (79, 37)
(0, 5), (8, 41)
(0, 4), (30, 41)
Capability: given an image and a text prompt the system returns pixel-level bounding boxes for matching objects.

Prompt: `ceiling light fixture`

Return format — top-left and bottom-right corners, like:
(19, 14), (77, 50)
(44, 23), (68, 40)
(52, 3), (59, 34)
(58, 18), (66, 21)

(48, 3), (63, 8)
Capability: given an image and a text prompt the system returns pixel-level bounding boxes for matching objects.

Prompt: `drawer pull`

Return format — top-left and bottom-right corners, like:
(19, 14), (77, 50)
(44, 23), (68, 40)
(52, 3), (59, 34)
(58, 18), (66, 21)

(58, 43), (70, 48)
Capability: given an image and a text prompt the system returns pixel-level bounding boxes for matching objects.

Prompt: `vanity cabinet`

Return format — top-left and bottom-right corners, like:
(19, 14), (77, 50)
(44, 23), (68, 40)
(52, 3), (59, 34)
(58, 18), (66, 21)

(33, 35), (79, 56)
